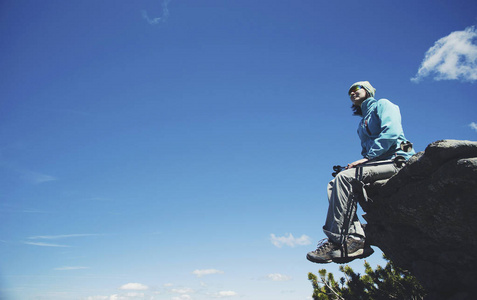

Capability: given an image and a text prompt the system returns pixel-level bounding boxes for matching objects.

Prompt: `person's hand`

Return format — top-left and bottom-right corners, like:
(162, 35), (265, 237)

(346, 158), (369, 169)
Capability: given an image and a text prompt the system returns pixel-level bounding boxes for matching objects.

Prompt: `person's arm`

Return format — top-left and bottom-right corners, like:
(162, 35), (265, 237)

(364, 99), (403, 160)
(346, 157), (369, 169)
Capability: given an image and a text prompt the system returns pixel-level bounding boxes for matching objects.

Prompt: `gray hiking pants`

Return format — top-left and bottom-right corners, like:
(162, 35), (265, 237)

(323, 160), (399, 244)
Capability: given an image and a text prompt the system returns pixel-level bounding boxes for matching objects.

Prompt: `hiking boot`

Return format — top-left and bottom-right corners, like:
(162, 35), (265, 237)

(307, 236), (374, 264)
(306, 239), (340, 264)
(332, 237), (374, 264)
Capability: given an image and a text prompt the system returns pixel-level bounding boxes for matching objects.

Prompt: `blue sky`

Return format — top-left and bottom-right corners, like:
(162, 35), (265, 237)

(1, 0), (476, 299)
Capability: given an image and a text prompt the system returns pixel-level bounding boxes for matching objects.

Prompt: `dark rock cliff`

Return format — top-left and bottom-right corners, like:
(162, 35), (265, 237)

(362, 140), (477, 300)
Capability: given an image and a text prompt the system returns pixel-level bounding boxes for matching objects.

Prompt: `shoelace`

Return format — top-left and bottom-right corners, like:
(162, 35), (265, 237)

(313, 238), (332, 253)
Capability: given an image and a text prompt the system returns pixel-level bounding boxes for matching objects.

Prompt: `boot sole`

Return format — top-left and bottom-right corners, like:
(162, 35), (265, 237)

(332, 246), (374, 264)
(306, 253), (332, 264)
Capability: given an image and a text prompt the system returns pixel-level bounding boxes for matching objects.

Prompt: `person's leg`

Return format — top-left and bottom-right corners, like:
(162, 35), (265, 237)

(324, 160), (398, 242)
(308, 160), (399, 263)
(323, 168), (363, 244)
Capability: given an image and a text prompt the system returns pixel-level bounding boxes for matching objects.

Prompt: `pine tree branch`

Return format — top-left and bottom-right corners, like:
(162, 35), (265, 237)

(318, 274), (345, 300)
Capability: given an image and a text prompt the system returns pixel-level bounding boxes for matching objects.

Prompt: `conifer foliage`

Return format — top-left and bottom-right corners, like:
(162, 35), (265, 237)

(308, 255), (426, 300)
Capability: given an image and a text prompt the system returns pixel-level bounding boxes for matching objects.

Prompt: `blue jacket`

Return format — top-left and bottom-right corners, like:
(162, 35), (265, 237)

(358, 97), (415, 161)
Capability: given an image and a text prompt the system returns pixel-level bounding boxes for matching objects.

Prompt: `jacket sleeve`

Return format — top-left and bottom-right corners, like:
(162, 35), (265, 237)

(365, 99), (403, 159)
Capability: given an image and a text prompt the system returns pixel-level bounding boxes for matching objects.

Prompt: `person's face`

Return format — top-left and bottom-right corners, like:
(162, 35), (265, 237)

(349, 86), (368, 106)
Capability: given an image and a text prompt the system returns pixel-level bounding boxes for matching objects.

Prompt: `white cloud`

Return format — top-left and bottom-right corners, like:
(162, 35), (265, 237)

(28, 234), (98, 240)
(171, 288), (194, 294)
(412, 26), (477, 82)
(270, 233), (311, 248)
(266, 273), (292, 281)
(172, 296), (191, 300)
(469, 122), (477, 132)
(85, 294), (145, 300)
(212, 291), (238, 298)
(54, 266), (89, 271)
(124, 293), (145, 298)
(23, 241), (70, 247)
(23, 171), (57, 184)
(0, 161), (57, 184)
(192, 269), (224, 277)
(24, 233), (99, 248)
(15, 167), (57, 184)
(143, 0), (172, 25)
(118, 283), (149, 291)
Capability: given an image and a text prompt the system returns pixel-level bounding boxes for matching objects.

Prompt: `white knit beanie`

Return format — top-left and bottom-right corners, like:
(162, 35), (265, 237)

(349, 81), (376, 97)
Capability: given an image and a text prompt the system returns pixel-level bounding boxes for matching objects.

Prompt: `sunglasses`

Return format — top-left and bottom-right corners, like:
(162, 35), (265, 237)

(348, 85), (364, 96)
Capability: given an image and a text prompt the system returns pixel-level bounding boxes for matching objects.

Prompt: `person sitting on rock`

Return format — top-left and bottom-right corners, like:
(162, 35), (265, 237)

(306, 81), (415, 264)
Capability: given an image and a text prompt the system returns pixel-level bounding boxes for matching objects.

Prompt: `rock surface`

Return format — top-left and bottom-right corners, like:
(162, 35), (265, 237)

(362, 140), (477, 300)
